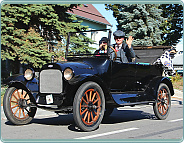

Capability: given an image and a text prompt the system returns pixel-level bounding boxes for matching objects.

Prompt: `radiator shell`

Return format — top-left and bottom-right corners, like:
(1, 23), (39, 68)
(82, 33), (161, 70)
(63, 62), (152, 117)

(40, 69), (62, 93)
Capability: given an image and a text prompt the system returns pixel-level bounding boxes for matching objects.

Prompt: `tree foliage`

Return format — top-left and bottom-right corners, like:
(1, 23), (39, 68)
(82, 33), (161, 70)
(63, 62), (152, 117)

(159, 4), (183, 46)
(105, 4), (183, 46)
(1, 4), (93, 73)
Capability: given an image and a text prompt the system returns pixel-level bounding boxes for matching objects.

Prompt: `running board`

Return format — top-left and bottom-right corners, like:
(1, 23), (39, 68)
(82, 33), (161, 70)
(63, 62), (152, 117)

(111, 93), (155, 106)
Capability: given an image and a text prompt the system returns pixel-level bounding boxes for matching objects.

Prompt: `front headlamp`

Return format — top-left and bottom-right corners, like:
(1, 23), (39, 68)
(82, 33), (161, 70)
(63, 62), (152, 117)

(24, 68), (34, 81)
(64, 68), (73, 80)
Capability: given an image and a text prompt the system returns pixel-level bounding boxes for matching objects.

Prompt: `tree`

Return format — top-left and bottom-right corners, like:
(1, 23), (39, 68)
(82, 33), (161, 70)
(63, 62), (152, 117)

(1, 4), (93, 74)
(159, 4), (183, 46)
(105, 4), (164, 46)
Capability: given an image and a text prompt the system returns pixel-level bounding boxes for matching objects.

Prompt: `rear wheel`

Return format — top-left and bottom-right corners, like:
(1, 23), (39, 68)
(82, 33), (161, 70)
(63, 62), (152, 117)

(153, 83), (171, 120)
(3, 87), (37, 125)
(73, 82), (105, 131)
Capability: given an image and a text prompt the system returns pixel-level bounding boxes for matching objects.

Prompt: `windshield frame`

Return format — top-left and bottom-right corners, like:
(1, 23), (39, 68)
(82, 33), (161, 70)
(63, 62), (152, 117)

(65, 29), (112, 59)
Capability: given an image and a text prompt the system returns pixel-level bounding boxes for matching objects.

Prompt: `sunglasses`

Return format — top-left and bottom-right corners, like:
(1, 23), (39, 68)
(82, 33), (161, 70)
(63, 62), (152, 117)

(114, 36), (124, 39)
(100, 41), (107, 44)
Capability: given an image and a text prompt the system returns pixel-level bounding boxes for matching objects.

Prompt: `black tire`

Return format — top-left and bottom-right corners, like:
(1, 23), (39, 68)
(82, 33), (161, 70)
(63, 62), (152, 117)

(73, 82), (105, 131)
(104, 107), (114, 117)
(153, 83), (171, 120)
(3, 87), (37, 125)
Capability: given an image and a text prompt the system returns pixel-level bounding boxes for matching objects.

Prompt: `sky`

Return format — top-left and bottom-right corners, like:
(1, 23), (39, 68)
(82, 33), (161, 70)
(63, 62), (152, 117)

(93, 4), (183, 52)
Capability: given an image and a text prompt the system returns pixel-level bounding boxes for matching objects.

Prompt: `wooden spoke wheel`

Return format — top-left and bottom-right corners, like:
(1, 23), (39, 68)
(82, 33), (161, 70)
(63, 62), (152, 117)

(3, 87), (37, 125)
(153, 83), (171, 120)
(80, 89), (101, 126)
(73, 82), (105, 131)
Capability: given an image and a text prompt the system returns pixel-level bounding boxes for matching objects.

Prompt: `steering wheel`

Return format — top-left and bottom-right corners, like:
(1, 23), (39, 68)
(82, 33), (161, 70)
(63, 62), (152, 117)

(109, 46), (117, 61)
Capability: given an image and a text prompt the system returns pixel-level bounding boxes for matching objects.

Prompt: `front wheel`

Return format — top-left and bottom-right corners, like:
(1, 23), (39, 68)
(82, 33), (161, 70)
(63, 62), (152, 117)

(3, 87), (37, 125)
(153, 83), (171, 120)
(73, 82), (105, 131)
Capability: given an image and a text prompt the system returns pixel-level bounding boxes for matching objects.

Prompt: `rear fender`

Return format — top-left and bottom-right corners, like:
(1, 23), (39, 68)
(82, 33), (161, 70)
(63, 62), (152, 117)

(146, 76), (174, 100)
(161, 77), (174, 96)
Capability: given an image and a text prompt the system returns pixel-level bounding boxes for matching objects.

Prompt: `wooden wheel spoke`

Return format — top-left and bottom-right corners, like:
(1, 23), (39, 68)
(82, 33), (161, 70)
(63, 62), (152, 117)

(17, 90), (21, 99)
(83, 111), (88, 121)
(91, 111), (94, 121)
(22, 109), (26, 118)
(163, 104), (167, 110)
(14, 107), (19, 115)
(12, 94), (19, 101)
(11, 100), (18, 104)
(91, 92), (96, 102)
(11, 104), (19, 109)
(157, 102), (161, 106)
(81, 105), (88, 108)
(81, 97), (88, 105)
(162, 106), (165, 114)
(19, 108), (22, 118)
(93, 110), (97, 115)
(81, 108), (88, 115)
(85, 93), (89, 102)
(93, 99), (99, 104)
(87, 112), (90, 123)
(158, 104), (162, 112)
(89, 91), (92, 101)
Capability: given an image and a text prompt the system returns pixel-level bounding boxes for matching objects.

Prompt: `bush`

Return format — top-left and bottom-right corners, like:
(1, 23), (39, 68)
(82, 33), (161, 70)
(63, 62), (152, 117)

(1, 85), (8, 97)
(171, 73), (183, 82)
(171, 73), (183, 91)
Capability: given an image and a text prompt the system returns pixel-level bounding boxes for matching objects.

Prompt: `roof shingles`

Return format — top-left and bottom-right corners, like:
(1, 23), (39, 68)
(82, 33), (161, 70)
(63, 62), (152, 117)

(68, 4), (111, 26)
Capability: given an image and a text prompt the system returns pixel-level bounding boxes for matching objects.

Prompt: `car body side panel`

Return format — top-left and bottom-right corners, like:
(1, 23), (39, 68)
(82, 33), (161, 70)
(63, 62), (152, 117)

(111, 62), (136, 91)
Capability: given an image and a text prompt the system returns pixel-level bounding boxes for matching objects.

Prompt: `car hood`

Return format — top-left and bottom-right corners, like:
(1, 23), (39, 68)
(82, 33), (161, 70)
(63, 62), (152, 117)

(41, 57), (110, 75)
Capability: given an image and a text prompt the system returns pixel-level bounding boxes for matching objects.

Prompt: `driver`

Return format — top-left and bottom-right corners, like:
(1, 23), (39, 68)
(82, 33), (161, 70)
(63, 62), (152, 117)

(110, 30), (136, 63)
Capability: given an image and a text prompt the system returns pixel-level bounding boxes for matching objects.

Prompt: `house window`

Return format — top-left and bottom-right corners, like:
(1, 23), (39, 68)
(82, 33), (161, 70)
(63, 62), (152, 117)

(91, 31), (98, 41)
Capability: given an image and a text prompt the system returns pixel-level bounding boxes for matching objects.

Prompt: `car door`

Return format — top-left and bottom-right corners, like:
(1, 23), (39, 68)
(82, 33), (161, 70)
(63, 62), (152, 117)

(135, 63), (163, 91)
(111, 62), (136, 91)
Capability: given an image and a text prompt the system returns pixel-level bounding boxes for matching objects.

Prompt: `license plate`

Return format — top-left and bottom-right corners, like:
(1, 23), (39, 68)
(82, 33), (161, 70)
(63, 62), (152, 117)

(46, 94), (53, 104)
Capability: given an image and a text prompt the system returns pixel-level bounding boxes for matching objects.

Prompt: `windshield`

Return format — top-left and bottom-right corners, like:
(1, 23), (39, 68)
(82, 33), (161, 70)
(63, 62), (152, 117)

(66, 29), (111, 58)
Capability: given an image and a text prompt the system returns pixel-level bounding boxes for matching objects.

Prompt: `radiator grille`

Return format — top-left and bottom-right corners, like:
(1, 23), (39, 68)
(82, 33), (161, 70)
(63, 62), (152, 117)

(40, 69), (62, 93)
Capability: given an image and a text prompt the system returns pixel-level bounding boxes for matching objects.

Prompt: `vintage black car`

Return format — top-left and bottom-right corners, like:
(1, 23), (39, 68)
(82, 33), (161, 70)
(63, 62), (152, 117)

(3, 29), (174, 131)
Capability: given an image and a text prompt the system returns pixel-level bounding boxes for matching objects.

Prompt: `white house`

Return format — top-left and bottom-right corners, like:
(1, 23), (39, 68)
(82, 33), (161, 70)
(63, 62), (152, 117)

(67, 4), (112, 49)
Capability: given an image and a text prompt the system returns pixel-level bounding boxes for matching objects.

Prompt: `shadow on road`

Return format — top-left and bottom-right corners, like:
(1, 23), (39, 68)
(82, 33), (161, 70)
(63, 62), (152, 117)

(102, 108), (156, 124)
(4, 108), (156, 132)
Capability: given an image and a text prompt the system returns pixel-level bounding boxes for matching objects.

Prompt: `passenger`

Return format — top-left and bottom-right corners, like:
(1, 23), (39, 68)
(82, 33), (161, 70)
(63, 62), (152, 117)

(110, 30), (136, 63)
(94, 37), (108, 55)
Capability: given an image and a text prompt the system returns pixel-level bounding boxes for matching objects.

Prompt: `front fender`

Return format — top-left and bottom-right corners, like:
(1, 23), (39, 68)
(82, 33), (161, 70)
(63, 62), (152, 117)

(6, 75), (38, 92)
(68, 74), (94, 85)
(68, 74), (111, 103)
(8, 81), (37, 104)
(6, 74), (39, 103)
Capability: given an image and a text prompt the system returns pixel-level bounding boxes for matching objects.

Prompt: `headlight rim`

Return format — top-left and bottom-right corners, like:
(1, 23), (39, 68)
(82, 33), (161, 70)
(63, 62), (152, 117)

(63, 67), (74, 81)
(24, 68), (35, 81)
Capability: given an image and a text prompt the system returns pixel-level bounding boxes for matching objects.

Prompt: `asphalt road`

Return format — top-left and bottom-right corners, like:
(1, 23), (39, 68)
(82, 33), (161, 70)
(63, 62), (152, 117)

(1, 92), (183, 142)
